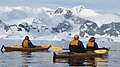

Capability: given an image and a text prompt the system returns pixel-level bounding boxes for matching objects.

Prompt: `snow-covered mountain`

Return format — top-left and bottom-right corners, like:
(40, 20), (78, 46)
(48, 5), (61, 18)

(0, 6), (120, 41)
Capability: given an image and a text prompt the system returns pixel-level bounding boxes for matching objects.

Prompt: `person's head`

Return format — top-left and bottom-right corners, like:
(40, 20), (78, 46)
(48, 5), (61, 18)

(74, 34), (79, 40)
(89, 37), (95, 42)
(25, 36), (29, 40)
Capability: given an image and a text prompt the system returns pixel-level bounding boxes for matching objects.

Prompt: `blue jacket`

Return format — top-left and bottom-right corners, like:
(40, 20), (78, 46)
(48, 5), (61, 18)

(69, 40), (86, 52)
(78, 41), (85, 49)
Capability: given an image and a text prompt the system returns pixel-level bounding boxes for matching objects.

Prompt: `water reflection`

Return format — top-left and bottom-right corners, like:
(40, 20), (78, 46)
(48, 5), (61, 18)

(68, 57), (86, 66)
(21, 51), (51, 67)
(22, 51), (32, 67)
(53, 56), (108, 67)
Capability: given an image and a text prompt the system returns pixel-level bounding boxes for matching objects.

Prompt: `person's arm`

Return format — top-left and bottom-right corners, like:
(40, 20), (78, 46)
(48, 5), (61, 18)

(78, 41), (86, 52)
(22, 40), (24, 47)
(69, 42), (71, 49)
(86, 44), (88, 49)
(94, 42), (99, 49)
(78, 41), (85, 49)
(28, 40), (36, 47)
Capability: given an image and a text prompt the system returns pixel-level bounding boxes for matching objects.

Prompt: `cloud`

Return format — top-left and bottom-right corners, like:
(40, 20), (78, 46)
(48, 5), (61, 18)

(0, 0), (119, 12)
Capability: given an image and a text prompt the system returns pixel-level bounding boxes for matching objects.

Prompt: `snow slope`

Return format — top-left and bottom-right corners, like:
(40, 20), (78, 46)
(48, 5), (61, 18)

(0, 6), (119, 42)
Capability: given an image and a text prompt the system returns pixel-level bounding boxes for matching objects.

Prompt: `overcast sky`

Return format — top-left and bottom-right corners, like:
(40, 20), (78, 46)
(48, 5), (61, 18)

(0, 0), (119, 12)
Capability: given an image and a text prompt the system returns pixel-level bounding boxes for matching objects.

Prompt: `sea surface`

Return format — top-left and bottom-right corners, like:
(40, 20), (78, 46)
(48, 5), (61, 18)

(0, 39), (120, 67)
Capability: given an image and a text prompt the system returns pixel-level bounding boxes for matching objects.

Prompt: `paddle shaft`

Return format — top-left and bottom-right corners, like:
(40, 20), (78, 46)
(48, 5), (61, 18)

(62, 48), (69, 50)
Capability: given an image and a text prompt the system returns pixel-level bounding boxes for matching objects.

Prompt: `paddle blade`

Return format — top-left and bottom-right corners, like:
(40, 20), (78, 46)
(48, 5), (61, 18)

(41, 44), (51, 48)
(94, 49), (107, 54)
(12, 44), (21, 47)
(51, 46), (62, 51)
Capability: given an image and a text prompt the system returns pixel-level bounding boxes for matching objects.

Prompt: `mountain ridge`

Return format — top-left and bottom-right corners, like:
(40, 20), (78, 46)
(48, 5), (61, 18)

(0, 6), (120, 41)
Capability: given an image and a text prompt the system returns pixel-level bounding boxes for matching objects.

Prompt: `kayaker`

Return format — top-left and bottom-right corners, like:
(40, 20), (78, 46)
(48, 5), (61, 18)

(22, 36), (36, 48)
(69, 34), (86, 53)
(86, 37), (99, 50)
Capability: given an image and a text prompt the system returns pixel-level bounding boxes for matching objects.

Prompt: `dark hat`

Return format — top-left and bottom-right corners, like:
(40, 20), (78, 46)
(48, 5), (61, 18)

(25, 36), (29, 40)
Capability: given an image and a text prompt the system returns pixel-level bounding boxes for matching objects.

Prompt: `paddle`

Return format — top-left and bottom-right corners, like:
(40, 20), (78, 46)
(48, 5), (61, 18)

(51, 46), (107, 54)
(12, 44), (50, 48)
(94, 49), (107, 54)
(51, 46), (63, 51)
(12, 44), (108, 54)
(12, 44), (21, 47)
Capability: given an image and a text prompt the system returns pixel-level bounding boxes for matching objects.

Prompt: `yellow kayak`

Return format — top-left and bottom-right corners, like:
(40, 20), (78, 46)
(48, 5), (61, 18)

(53, 48), (109, 59)
(1, 45), (51, 52)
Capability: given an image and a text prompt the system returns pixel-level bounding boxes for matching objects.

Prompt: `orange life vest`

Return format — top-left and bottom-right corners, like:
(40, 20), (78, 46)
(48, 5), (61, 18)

(70, 40), (79, 46)
(87, 42), (94, 47)
(23, 40), (29, 48)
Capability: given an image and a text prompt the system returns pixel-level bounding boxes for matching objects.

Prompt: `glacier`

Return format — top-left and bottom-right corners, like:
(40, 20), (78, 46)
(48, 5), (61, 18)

(0, 6), (120, 42)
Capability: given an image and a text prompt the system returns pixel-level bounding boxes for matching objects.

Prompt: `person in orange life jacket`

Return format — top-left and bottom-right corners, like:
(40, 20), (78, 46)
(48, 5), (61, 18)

(22, 36), (36, 48)
(69, 34), (86, 53)
(86, 37), (99, 50)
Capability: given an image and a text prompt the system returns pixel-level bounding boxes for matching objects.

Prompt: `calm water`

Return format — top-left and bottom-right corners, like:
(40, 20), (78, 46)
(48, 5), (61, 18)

(0, 39), (120, 67)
